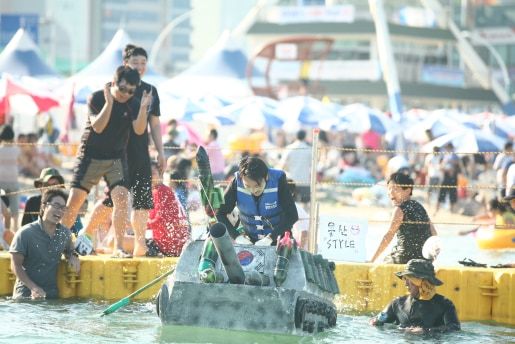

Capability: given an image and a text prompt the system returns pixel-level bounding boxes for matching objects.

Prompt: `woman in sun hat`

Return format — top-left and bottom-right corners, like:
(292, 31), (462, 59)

(369, 259), (460, 334)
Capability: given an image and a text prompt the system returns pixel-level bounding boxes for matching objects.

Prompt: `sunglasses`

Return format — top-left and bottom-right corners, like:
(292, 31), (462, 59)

(47, 202), (67, 211)
(117, 85), (136, 95)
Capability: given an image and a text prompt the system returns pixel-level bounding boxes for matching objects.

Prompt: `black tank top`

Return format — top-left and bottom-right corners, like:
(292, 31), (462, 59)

(388, 200), (432, 264)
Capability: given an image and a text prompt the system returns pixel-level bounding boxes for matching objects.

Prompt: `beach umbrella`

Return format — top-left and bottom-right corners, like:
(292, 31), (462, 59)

(484, 117), (515, 140)
(334, 103), (398, 134)
(276, 96), (336, 130)
(421, 129), (506, 153)
(404, 111), (470, 143)
(191, 96), (282, 129)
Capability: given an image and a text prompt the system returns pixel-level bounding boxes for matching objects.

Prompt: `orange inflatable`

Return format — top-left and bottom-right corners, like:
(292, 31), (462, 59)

(476, 227), (515, 250)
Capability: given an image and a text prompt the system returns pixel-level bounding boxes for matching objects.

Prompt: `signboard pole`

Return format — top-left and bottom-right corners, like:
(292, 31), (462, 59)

(308, 128), (319, 254)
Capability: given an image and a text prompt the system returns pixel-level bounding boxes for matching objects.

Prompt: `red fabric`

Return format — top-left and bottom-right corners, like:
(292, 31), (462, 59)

(148, 184), (190, 256)
(5, 78), (59, 112)
(60, 83), (76, 142)
(361, 130), (381, 150)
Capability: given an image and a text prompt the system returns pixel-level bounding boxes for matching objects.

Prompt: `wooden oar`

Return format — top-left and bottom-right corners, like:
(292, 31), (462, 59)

(101, 268), (175, 316)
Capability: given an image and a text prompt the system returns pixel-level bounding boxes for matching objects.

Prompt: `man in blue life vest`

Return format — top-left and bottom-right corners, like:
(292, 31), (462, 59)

(216, 156), (298, 246)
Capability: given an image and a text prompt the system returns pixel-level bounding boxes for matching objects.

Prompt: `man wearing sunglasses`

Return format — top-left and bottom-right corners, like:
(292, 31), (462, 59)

(61, 66), (152, 258)
(10, 189), (80, 299)
(79, 45), (165, 257)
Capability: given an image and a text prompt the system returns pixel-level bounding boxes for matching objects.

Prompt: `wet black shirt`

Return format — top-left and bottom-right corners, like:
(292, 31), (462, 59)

(378, 294), (460, 333)
(21, 195), (41, 226)
(388, 199), (432, 264)
(79, 85), (140, 159)
(127, 81), (161, 169)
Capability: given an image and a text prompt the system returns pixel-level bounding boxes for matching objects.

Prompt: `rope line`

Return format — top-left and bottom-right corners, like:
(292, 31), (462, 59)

(2, 141), (512, 156)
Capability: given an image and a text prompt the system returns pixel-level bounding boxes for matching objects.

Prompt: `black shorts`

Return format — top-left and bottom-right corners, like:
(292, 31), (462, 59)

(295, 185), (311, 203)
(71, 157), (128, 193)
(438, 179), (458, 204)
(103, 161), (153, 210)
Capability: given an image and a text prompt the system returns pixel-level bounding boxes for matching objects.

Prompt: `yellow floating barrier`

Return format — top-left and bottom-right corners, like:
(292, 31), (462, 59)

(476, 228), (515, 250)
(0, 252), (514, 325)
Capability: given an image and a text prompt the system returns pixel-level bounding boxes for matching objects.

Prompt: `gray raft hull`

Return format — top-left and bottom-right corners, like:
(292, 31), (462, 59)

(157, 240), (338, 335)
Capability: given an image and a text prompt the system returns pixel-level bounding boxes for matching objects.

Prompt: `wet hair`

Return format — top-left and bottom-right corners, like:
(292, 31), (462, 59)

(488, 198), (506, 213)
(175, 158), (192, 178)
(0, 124), (14, 142)
(113, 65), (140, 86)
(387, 172), (414, 196)
(123, 44), (148, 61)
(239, 156), (268, 182)
(297, 129), (307, 141)
(40, 189), (68, 217)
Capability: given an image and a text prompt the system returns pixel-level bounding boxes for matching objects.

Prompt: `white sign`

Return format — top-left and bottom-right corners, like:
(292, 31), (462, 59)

(275, 43), (298, 60)
(269, 60), (381, 81)
(317, 216), (368, 262)
(267, 5), (355, 24)
(475, 27), (515, 45)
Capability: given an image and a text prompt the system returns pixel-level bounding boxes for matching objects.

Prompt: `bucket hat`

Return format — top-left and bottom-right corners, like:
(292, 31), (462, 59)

(395, 259), (443, 286)
(34, 168), (65, 188)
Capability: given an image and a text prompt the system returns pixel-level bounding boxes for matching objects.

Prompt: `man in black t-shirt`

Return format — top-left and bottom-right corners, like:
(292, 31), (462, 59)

(61, 66), (152, 258)
(80, 45), (165, 256)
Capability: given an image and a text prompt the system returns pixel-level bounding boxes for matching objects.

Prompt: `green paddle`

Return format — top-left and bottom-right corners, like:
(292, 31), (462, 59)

(101, 267), (175, 316)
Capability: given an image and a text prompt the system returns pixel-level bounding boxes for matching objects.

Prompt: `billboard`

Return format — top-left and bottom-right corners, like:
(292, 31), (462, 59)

(0, 14), (39, 48)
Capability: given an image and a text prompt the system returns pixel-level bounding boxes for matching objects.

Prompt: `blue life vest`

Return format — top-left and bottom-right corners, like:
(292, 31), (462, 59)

(235, 168), (284, 239)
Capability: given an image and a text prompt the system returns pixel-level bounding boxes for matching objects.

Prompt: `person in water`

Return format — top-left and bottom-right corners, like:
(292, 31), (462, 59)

(10, 189), (80, 299)
(216, 156), (298, 246)
(371, 172), (437, 263)
(369, 259), (460, 333)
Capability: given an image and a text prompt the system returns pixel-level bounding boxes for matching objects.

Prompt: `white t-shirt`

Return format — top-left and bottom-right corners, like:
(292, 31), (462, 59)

(281, 140), (312, 184)
(0, 146), (20, 183)
(425, 154), (442, 179)
(292, 203), (309, 250)
(506, 163), (515, 198)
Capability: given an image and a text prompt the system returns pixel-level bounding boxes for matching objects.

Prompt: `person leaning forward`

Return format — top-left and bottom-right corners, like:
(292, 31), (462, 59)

(216, 156), (298, 246)
(61, 66), (152, 258)
(369, 259), (460, 334)
(9, 189), (80, 300)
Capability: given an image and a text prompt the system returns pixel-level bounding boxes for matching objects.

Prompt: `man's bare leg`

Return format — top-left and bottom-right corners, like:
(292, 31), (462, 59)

(110, 186), (130, 252)
(83, 201), (113, 238)
(132, 209), (149, 256)
(62, 188), (88, 229)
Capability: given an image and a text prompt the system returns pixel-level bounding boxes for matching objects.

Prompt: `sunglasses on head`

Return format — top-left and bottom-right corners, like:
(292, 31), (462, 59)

(117, 85), (136, 95)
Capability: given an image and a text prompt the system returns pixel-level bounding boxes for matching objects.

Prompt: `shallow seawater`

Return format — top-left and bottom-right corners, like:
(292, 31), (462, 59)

(0, 298), (513, 344)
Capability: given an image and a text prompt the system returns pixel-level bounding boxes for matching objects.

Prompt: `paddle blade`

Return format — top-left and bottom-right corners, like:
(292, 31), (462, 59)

(422, 236), (442, 261)
(101, 297), (130, 316)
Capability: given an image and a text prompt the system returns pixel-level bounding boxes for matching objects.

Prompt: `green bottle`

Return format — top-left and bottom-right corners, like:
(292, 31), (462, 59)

(273, 232), (293, 287)
(198, 238), (220, 283)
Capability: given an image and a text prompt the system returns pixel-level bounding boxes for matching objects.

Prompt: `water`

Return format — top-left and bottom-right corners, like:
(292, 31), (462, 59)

(0, 298), (513, 344)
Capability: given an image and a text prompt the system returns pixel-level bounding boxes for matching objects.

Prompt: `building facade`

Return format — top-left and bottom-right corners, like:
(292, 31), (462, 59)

(246, 0), (515, 113)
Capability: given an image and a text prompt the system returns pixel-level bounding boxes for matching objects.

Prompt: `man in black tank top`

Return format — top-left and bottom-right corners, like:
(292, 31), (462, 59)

(371, 173), (437, 264)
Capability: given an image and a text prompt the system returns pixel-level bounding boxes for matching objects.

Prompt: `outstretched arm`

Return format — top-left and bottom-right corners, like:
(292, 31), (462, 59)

(149, 115), (165, 175)
(370, 206), (403, 262)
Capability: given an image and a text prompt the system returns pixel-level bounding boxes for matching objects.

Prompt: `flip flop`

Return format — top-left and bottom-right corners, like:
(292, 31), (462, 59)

(458, 258), (487, 268)
(111, 249), (133, 259)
